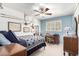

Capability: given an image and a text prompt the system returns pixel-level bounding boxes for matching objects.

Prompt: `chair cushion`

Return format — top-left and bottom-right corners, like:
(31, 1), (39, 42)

(0, 33), (11, 45)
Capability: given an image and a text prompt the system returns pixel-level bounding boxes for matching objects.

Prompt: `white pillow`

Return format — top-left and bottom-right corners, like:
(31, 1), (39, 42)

(0, 33), (11, 45)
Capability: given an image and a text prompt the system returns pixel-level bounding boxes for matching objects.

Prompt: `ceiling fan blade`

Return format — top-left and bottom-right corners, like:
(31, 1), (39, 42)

(45, 8), (49, 12)
(35, 14), (40, 16)
(34, 10), (40, 13)
(40, 7), (44, 11)
(45, 13), (52, 15)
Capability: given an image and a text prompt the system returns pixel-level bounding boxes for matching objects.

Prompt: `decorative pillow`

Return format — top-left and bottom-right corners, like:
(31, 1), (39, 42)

(7, 30), (19, 43)
(0, 31), (9, 39)
(0, 33), (11, 45)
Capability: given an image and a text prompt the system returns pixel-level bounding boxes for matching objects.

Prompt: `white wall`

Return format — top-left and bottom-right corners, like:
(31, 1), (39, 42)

(0, 6), (40, 36)
(74, 4), (79, 37)
(74, 4), (79, 55)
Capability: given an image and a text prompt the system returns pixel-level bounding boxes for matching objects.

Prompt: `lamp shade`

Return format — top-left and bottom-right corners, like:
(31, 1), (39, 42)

(64, 26), (71, 31)
(64, 26), (71, 36)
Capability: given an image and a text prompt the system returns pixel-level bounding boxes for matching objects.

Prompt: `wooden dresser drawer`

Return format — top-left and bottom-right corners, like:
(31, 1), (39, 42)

(64, 36), (78, 56)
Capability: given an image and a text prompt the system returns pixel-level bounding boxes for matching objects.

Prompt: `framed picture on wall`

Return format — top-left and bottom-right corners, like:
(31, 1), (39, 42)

(23, 27), (30, 32)
(8, 22), (21, 32)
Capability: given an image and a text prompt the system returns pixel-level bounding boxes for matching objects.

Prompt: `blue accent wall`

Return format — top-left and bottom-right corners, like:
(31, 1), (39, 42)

(40, 15), (75, 44)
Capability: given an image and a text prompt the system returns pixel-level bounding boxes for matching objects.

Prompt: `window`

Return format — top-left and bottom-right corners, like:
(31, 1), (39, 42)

(46, 20), (62, 32)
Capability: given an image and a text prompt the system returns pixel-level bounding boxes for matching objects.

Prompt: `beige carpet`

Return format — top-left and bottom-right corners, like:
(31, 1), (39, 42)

(30, 43), (64, 56)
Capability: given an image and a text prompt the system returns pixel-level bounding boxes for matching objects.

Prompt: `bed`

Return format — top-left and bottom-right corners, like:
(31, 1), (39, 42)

(0, 30), (46, 55)
(18, 35), (46, 55)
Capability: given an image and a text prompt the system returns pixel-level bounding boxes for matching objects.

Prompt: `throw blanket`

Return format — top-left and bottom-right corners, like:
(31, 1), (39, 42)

(18, 35), (45, 51)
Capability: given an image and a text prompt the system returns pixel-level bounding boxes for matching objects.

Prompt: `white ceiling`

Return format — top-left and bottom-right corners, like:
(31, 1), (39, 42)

(2, 3), (78, 19)
(3, 3), (34, 15)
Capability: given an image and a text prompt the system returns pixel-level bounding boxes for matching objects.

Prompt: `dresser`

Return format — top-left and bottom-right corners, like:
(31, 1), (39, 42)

(64, 36), (78, 56)
(45, 34), (59, 44)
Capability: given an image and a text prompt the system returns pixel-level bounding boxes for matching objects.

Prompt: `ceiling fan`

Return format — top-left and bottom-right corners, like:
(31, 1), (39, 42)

(33, 6), (52, 16)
